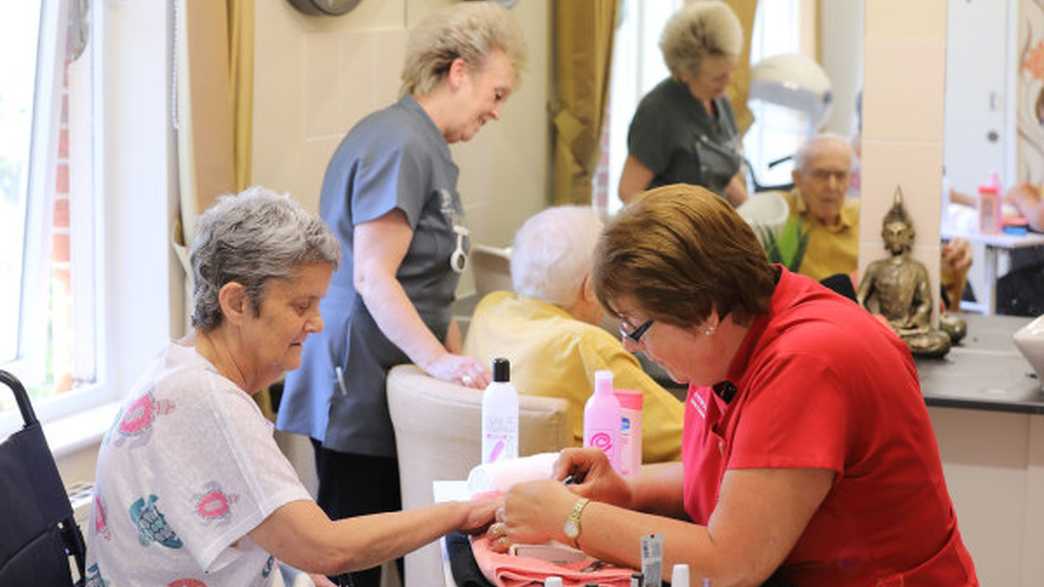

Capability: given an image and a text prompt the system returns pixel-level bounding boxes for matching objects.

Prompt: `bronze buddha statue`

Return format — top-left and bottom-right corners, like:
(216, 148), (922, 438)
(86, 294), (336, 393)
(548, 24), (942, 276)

(857, 188), (958, 358)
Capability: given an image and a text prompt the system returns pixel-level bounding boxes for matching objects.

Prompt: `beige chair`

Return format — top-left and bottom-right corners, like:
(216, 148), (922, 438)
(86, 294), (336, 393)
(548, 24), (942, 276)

(470, 243), (513, 296)
(387, 364), (572, 587)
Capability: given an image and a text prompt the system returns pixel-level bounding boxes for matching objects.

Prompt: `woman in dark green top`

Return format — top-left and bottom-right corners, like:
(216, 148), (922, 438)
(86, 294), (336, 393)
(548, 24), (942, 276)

(618, 1), (748, 207)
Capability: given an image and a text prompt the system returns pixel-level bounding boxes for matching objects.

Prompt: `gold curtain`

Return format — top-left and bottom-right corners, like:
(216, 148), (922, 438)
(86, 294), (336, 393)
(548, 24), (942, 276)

(724, 0), (758, 135)
(228, 0), (254, 192)
(175, 0), (270, 419)
(551, 0), (618, 205)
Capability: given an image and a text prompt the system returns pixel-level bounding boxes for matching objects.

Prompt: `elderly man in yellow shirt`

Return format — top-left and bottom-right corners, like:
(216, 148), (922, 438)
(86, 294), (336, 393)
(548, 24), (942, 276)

(463, 206), (684, 463)
(783, 134), (971, 307)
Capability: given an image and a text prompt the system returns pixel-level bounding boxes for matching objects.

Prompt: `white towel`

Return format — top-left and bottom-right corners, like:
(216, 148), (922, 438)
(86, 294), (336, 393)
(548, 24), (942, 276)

(466, 452), (560, 495)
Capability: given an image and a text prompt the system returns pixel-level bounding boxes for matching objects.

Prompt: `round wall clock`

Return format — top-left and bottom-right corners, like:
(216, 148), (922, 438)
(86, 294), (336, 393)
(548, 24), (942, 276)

(287, 0), (362, 17)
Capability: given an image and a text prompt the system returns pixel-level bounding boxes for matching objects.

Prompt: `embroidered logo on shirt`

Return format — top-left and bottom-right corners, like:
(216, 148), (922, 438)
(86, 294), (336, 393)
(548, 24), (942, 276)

(85, 563), (108, 587)
(261, 555), (276, 578)
(167, 580), (208, 587)
(192, 481), (239, 525)
(129, 494), (184, 549)
(113, 390), (175, 448)
(93, 492), (112, 541)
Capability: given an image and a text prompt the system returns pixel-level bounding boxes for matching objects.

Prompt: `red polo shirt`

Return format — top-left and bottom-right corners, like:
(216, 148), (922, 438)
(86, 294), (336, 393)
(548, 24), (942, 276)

(682, 268), (977, 586)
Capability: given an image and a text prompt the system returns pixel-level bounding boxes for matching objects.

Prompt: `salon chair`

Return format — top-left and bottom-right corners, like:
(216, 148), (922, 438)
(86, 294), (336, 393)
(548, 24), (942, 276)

(387, 364), (571, 587)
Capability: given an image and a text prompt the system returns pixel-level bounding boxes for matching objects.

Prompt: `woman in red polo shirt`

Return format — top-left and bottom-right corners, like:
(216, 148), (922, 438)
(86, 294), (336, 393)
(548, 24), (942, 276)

(488, 185), (978, 586)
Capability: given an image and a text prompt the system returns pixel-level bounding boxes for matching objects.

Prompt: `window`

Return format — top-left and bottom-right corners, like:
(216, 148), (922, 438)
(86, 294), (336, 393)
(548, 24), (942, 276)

(0, 0), (102, 427)
(603, 0), (685, 215)
(743, 0), (807, 189)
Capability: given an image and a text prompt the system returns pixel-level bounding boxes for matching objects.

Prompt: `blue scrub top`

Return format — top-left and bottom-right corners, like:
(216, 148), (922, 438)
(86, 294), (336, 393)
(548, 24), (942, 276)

(276, 95), (467, 457)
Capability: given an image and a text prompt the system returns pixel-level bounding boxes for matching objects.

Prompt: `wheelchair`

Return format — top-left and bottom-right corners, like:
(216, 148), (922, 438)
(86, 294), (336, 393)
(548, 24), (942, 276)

(0, 370), (87, 586)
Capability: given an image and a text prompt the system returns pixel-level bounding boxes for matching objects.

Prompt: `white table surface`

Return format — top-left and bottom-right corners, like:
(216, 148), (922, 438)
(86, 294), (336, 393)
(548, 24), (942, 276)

(941, 228), (1044, 314)
(434, 481), (470, 587)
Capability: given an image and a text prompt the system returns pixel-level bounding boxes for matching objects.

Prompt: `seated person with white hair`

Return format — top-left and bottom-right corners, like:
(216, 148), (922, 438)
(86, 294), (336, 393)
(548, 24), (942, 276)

(463, 206), (684, 463)
(784, 133), (971, 308)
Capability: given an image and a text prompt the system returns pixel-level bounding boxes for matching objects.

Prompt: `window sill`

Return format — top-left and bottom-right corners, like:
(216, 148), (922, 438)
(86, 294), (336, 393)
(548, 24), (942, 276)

(43, 401), (120, 459)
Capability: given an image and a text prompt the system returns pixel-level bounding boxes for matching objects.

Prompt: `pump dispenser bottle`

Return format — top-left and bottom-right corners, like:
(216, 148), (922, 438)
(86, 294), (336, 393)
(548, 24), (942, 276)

(481, 358), (519, 464)
(584, 370), (622, 471)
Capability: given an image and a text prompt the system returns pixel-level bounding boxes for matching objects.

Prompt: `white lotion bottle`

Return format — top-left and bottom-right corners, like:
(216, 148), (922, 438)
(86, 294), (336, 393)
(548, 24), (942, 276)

(481, 357), (519, 464)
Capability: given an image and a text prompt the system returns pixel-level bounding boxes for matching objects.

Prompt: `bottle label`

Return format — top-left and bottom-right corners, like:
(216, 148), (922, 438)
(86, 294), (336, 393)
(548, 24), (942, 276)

(584, 427), (619, 464)
(483, 415), (518, 463)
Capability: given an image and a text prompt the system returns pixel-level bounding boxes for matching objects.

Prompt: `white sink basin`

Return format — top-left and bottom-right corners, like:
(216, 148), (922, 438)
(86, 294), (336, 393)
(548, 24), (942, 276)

(1013, 314), (1044, 385)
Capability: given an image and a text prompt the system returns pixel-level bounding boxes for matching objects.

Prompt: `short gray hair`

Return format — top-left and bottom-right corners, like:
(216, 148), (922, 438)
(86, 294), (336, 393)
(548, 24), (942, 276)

(794, 133), (853, 172)
(190, 186), (341, 331)
(511, 206), (603, 307)
(401, 2), (527, 97)
(660, 1), (743, 80)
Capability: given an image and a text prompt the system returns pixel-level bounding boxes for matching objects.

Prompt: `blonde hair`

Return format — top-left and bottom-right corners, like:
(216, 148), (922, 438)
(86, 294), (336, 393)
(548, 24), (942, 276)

(659, 1), (743, 80)
(400, 3), (527, 97)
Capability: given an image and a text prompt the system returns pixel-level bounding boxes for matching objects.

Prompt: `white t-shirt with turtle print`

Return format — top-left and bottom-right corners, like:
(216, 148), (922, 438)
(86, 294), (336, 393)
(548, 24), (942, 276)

(84, 341), (313, 586)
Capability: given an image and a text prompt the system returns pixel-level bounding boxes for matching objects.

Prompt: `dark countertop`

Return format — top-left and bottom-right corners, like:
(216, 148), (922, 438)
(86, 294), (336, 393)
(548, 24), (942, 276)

(916, 314), (1043, 414)
(454, 295), (1043, 414)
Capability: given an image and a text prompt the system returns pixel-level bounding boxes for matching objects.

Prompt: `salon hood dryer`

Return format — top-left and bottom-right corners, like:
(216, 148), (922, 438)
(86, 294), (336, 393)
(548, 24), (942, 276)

(745, 53), (834, 193)
(749, 52), (833, 134)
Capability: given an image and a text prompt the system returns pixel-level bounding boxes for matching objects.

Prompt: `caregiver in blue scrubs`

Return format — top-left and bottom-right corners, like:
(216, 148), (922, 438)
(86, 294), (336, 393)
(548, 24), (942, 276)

(276, 4), (526, 586)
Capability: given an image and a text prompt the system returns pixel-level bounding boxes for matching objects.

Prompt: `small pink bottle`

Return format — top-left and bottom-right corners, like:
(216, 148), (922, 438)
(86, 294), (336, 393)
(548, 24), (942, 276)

(584, 370), (622, 472)
(978, 172), (1002, 234)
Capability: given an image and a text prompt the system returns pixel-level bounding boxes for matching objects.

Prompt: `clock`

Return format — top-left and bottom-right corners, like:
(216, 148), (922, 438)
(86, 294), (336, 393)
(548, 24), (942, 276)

(287, 0), (362, 17)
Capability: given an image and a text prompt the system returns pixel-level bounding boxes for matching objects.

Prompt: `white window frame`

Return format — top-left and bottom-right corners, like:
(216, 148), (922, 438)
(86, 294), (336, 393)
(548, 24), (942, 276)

(1, 0), (174, 446)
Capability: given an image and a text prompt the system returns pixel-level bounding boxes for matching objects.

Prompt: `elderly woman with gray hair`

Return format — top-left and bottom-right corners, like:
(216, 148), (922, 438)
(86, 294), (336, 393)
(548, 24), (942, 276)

(84, 188), (495, 587)
(618, 0), (748, 207)
(275, 3), (527, 585)
(464, 206), (684, 464)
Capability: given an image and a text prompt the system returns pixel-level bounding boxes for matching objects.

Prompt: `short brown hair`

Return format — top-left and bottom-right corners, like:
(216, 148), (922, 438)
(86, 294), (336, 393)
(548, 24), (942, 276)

(593, 185), (776, 328)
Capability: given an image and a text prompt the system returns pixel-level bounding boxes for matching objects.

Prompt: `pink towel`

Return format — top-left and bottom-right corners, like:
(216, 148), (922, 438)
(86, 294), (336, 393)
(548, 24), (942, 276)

(470, 534), (636, 587)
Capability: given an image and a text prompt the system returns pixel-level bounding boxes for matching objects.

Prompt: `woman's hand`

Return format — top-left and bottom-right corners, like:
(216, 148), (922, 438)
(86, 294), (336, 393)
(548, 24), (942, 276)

(309, 573), (338, 587)
(458, 495), (499, 534)
(724, 172), (749, 207)
(424, 352), (491, 389)
(490, 479), (576, 553)
(942, 238), (972, 273)
(552, 448), (633, 509)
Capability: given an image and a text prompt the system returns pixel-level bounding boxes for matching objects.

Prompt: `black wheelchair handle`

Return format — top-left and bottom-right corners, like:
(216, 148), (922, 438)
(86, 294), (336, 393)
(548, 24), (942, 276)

(0, 370), (38, 428)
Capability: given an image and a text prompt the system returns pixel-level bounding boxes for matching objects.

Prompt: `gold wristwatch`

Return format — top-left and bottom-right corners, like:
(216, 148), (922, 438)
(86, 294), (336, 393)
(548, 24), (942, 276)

(563, 497), (591, 548)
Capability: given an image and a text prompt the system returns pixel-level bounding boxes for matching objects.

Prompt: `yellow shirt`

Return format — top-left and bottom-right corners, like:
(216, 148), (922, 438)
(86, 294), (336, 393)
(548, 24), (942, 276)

(463, 291), (684, 463)
(783, 189), (861, 281)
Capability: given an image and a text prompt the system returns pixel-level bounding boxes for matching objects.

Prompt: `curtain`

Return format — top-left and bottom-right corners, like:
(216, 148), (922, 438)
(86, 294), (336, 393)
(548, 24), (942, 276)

(228, 0), (254, 192)
(174, 0), (269, 419)
(551, 0), (619, 205)
(724, 0), (758, 135)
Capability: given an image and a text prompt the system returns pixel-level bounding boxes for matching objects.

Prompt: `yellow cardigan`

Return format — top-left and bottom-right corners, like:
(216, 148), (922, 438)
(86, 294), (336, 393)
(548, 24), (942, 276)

(463, 291), (684, 463)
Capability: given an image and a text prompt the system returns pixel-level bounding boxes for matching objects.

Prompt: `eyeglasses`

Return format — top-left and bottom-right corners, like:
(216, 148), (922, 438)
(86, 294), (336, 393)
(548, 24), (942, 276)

(619, 318), (654, 344)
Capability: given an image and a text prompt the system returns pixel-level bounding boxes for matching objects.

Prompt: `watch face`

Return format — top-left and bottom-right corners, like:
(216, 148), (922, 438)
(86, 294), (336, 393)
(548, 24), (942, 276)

(563, 519), (579, 539)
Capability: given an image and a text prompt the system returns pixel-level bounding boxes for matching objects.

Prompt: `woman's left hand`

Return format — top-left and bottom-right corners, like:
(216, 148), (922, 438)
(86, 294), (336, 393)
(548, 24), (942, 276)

(489, 479), (577, 553)
(309, 573), (338, 587)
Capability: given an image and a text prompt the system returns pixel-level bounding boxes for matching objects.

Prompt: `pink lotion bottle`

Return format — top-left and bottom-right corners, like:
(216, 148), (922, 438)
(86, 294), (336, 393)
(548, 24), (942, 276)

(584, 370), (622, 472)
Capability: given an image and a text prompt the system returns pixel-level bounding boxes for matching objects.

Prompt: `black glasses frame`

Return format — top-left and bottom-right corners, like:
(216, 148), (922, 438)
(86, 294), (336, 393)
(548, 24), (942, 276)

(620, 319), (654, 343)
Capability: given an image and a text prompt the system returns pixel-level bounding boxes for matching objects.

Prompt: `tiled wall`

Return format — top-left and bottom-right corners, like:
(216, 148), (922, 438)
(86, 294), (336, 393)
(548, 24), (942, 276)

(858, 0), (946, 311)
(252, 0), (551, 293)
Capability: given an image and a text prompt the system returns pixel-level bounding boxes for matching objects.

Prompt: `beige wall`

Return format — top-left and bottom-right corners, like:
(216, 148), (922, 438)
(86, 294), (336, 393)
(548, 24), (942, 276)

(858, 0), (945, 311)
(252, 0), (551, 297)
